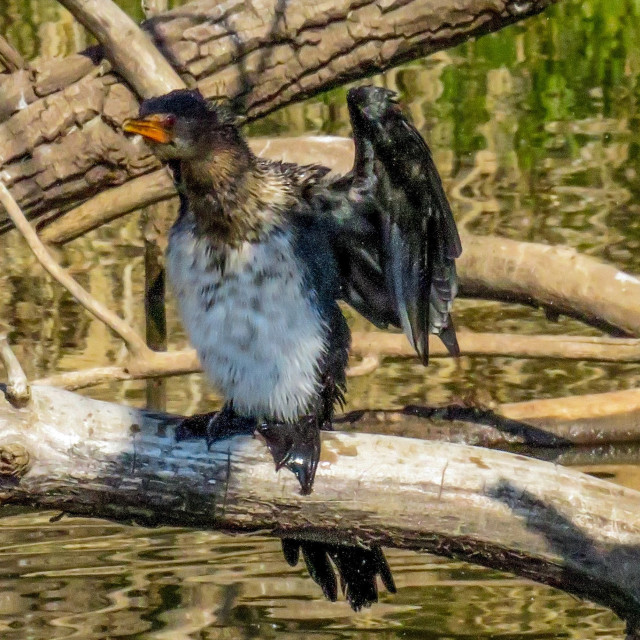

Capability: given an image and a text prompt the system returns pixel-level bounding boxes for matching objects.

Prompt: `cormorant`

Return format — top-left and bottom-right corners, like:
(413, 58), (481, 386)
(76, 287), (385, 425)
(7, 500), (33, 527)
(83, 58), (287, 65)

(123, 86), (461, 610)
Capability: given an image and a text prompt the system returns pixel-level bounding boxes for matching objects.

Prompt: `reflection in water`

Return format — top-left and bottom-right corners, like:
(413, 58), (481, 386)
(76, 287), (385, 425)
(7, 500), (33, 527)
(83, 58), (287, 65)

(0, 511), (622, 639)
(0, 0), (638, 636)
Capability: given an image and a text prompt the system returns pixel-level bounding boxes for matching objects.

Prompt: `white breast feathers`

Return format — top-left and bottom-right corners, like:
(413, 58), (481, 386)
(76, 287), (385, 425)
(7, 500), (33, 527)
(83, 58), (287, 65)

(167, 225), (327, 422)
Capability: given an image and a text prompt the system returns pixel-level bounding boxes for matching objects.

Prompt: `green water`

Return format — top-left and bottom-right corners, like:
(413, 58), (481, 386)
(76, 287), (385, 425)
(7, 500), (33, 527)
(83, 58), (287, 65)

(0, 0), (637, 636)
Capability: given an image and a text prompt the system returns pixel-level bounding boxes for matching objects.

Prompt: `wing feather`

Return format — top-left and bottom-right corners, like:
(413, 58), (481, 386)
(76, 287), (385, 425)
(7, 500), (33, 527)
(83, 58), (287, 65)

(340, 86), (461, 363)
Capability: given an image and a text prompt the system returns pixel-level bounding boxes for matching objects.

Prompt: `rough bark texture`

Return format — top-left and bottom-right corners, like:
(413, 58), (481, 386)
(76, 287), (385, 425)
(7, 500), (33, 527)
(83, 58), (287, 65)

(0, 384), (639, 631)
(0, 0), (558, 230)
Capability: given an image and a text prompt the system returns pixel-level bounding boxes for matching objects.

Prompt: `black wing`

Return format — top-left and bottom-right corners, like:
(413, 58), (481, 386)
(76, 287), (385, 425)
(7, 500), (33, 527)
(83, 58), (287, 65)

(335, 86), (461, 363)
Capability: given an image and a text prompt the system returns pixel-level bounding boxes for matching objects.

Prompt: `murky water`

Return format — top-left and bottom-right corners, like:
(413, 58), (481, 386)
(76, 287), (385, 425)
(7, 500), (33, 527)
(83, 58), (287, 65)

(0, 0), (638, 636)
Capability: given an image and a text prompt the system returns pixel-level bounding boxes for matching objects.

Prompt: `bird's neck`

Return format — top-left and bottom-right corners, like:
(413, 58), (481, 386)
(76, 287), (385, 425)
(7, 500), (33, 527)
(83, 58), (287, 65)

(179, 144), (292, 245)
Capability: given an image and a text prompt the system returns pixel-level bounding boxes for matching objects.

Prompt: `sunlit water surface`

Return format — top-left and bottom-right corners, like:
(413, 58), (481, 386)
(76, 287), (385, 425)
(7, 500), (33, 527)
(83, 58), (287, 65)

(0, 0), (638, 636)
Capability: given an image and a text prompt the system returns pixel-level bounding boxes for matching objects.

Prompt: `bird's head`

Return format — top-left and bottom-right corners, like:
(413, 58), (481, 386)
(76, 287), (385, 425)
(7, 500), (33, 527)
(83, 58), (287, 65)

(123, 89), (241, 163)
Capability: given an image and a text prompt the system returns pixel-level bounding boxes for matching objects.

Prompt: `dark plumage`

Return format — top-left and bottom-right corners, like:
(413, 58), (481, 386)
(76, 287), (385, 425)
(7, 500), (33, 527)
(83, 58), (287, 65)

(123, 86), (460, 611)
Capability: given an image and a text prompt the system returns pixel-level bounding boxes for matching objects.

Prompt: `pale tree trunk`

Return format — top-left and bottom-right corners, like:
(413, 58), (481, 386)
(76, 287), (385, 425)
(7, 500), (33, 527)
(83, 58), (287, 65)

(0, 383), (639, 635)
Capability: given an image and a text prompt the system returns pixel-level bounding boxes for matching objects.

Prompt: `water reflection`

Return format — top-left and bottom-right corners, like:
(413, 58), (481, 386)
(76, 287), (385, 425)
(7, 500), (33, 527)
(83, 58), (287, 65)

(0, 511), (622, 639)
(0, 0), (639, 636)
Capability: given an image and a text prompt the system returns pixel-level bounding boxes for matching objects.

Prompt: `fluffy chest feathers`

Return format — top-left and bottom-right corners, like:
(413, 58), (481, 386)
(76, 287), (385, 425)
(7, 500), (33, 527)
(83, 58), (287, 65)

(167, 219), (328, 421)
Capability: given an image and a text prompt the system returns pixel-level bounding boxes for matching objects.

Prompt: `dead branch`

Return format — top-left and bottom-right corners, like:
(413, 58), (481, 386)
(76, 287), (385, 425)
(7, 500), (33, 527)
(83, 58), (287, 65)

(458, 234), (640, 336)
(353, 331), (640, 363)
(39, 137), (355, 244)
(31, 330), (640, 391)
(0, 181), (151, 359)
(502, 387), (640, 423)
(0, 0), (558, 230)
(0, 383), (638, 630)
(40, 169), (176, 244)
(57, 0), (184, 98)
(30, 339), (640, 448)
(38, 133), (640, 338)
(338, 398), (640, 449)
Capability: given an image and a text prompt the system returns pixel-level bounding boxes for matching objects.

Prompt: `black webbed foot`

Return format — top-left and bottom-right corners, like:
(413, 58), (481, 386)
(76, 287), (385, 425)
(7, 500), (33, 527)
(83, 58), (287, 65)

(175, 404), (256, 446)
(281, 539), (396, 611)
(257, 417), (321, 495)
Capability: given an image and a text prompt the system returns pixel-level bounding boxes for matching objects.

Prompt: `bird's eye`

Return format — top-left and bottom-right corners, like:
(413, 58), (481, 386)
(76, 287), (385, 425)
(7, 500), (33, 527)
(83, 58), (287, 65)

(162, 114), (177, 129)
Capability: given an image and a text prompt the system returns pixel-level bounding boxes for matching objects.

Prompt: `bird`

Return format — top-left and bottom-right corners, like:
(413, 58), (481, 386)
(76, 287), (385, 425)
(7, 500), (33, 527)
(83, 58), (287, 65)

(123, 85), (461, 610)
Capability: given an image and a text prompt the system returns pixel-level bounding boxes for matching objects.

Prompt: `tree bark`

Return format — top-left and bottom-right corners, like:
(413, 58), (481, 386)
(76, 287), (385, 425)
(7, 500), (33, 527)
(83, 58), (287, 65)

(0, 0), (558, 230)
(0, 383), (639, 631)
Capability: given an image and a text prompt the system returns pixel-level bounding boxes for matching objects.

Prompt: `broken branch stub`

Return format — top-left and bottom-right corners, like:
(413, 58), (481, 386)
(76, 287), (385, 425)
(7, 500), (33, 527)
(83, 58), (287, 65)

(0, 336), (30, 408)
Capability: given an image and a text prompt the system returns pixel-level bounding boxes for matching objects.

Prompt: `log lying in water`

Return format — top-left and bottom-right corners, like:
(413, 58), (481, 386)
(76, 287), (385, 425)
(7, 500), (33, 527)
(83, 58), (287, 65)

(0, 383), (639, 633)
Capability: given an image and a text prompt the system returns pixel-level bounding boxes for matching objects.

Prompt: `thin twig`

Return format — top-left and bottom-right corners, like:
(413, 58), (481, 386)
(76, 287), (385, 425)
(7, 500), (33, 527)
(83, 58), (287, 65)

(0, 335), (30, 408)
(35, 348), (199, 389)
(0, 181), (151, 358)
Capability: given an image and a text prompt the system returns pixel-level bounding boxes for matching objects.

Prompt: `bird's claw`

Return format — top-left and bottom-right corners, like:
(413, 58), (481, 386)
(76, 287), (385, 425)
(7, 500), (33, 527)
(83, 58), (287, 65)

(175, 405), (255, 446)
(257, 418), (321, 495)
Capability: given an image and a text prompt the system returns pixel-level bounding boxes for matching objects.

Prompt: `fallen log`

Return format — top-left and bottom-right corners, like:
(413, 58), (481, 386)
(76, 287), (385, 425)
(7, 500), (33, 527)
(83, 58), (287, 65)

(0, 382), (639, 634)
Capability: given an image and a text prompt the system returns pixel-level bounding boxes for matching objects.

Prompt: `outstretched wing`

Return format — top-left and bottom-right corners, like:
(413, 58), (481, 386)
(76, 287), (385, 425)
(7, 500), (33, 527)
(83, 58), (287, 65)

(337, 86), (461, 363)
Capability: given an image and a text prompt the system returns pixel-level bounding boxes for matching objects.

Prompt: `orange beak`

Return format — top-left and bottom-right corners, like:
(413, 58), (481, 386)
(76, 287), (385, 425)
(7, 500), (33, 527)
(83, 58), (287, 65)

(122, 117), (173, 144)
